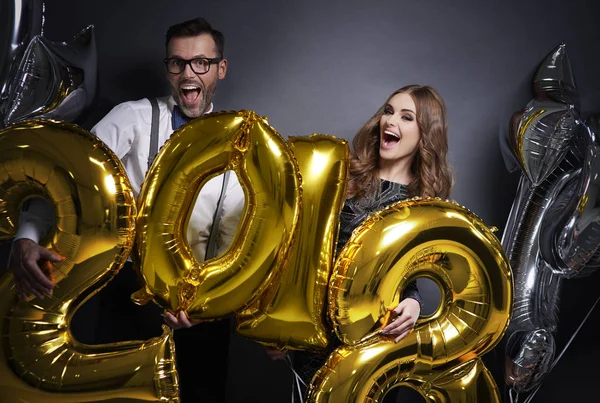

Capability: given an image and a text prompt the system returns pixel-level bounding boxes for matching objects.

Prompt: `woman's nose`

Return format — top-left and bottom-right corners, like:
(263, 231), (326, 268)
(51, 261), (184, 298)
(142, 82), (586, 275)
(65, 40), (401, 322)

(386, 114), (400, 127)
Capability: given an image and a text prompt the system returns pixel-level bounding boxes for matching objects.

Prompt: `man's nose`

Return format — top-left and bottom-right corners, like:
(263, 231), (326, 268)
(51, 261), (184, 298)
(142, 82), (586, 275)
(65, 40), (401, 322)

(182, 63), (196, 78)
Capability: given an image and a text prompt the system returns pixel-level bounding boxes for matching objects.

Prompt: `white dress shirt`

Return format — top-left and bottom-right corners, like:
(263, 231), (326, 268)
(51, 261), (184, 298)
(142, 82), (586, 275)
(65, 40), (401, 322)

(16, 96), (245, 262)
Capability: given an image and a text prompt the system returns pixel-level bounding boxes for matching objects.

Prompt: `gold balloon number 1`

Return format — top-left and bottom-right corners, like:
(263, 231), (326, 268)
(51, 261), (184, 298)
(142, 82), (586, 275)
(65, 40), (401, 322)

(134, 111), (513, 402)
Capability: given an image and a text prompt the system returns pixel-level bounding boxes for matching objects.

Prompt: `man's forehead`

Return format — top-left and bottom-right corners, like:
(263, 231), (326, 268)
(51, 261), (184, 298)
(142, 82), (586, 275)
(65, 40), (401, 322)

(167, 34), (217, 56)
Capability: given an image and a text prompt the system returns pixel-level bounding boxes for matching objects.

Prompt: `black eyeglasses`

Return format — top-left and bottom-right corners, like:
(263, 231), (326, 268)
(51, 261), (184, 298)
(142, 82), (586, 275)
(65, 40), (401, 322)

(163, 57), (222, 75)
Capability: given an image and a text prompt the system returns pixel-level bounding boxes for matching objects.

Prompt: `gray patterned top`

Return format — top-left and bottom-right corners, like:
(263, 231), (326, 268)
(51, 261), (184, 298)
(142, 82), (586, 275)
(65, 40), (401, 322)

(336, 179), (422, 305)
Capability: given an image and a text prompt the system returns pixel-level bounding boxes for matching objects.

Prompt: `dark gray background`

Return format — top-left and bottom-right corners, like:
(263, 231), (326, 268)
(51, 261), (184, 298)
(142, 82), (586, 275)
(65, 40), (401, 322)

(36, 0), (600, 402)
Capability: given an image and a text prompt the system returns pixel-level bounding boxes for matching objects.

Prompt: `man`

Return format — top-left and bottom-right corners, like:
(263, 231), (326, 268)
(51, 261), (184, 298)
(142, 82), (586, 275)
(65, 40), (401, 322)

(9, 17), (244, 403)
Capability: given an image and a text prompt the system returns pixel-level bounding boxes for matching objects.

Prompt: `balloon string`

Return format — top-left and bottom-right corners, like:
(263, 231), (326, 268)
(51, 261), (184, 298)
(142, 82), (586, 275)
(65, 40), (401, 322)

(284, 355), (306, 403)
(509, 388), (519, 403)
(522, 293), (600, 403)
(41, 1), (46, 36)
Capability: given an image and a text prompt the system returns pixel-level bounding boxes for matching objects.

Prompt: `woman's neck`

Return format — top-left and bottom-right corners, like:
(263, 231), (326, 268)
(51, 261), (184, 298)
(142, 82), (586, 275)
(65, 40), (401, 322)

(379, 159), (413, 185)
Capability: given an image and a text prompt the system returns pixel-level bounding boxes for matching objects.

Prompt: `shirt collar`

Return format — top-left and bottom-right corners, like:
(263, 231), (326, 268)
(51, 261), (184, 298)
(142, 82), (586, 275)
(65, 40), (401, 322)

(167, 96), (214, 115)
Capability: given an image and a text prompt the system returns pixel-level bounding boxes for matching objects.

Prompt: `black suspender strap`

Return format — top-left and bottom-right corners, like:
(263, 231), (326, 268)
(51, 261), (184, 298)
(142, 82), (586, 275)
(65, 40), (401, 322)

(148, 98), (160, 170)
(205, 171), (231, 260)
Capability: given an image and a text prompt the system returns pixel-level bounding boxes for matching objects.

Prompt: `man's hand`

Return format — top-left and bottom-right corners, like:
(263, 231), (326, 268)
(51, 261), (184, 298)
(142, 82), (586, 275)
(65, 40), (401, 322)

(10, 238), (62, 300)
(381, 298), (421, 343)
(163, 310), (201, 329)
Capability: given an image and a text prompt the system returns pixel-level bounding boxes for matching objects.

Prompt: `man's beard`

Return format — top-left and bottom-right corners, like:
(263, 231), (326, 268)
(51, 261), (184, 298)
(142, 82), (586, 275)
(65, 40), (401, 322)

(175, 80), (218, 118)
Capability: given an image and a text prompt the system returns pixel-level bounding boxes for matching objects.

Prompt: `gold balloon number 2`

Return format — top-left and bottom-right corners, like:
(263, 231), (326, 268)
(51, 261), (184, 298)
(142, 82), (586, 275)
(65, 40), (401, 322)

(0, 121), (178, 402)
(134, 111), (513, 402)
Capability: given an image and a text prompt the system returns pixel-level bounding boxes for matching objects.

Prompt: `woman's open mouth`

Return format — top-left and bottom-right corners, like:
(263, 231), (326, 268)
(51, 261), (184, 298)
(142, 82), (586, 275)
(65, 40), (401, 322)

(381, 130), (400, 149)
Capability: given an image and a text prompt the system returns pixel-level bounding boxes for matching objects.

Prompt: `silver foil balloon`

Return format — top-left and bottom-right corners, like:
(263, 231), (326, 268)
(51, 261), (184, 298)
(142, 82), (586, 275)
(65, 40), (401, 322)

(539, 122), (600, 278)
(502, 43), (588, 394)
(507, 44), (580, 187)
(505, 329), (556, 394)
(502, 145), (584, 392)
(510, 99), (578, 187)
(0, 0), (44, 119)
(533, 43), (579, 109)
(3, 25), (97, 126)
(503, 164), (582, 331)
(504, 119), (600, 394)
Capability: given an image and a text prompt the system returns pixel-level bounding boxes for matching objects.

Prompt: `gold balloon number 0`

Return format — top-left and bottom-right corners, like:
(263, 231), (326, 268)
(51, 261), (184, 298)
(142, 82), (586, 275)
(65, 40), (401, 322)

(135, 111), (513, 402)
(0, 121), (178, 402)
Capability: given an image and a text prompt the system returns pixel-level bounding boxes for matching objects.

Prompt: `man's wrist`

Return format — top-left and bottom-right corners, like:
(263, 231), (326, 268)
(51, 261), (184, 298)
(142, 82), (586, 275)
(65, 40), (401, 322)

(14, 222), (43, 244)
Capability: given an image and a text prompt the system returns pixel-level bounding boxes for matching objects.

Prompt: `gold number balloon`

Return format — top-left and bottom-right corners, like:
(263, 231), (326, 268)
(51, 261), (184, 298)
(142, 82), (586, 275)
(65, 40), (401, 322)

(308, 198), (513, 402)
(236, 134), (349, 351)
(0, 121), (178, 402)
(133, 111), (301, 319)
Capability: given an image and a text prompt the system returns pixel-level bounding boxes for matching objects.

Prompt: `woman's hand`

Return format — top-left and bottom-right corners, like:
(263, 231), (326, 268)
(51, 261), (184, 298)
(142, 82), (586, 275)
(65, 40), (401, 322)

(264, 346), (288, 361)
(163, 310), (200, 329)
(381, 298), (421, 343)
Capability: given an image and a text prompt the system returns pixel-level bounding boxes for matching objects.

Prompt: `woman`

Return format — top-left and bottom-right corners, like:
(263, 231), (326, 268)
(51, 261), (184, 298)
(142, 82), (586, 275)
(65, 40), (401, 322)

(268, 84), (454, 398)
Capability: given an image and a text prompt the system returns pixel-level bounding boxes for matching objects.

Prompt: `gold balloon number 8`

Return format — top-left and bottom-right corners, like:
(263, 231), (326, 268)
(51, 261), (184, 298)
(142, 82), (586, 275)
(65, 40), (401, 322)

(0, 121), (177, 402)
(134, 111), (513, 402)
(315, 199), (513, 402)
